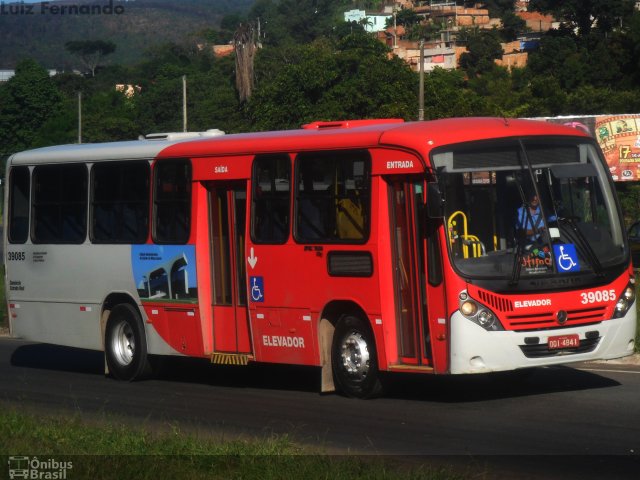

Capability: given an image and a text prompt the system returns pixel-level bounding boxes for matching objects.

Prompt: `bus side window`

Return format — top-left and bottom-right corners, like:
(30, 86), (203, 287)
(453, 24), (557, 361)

(153, 159), (191, 244)
(92, 161), (150, 244)
(32, 164), (88, 244)
(294, 150), (370, 243)
(251, 154), (291, 244)
(8, 166), (30, 244)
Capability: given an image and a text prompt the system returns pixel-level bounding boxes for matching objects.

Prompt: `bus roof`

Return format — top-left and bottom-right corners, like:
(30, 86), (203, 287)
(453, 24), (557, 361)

(159, 117), (590, 159)
(6, 130), (225, 165)
(8, 118), (590, 165)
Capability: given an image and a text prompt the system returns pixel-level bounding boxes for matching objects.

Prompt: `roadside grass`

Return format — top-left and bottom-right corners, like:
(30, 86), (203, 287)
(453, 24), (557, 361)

(0, 410), (464, 480)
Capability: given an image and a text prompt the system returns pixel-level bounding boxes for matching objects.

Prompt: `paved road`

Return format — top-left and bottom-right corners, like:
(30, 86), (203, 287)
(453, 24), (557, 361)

(1, 337), (639, 478)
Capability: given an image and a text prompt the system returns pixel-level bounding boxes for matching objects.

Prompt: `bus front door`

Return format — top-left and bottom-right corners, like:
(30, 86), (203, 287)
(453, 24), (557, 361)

(390, 180), (434, 368)
(208, 184), (252, 355)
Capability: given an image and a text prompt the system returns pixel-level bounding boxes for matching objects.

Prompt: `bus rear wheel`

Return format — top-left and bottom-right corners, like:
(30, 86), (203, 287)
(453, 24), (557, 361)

(105, 304), (150, 381)
(331, 315), (383, 399)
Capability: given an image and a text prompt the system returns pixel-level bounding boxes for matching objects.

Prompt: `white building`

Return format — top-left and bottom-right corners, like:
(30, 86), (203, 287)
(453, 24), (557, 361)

(344, 9), (392, 33)
(0, 69), (58, 82)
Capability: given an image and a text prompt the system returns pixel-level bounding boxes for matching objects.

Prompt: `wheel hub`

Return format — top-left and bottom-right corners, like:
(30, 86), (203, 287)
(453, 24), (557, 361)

(111, 320), (135, 367)
(340, 331), (370, 378)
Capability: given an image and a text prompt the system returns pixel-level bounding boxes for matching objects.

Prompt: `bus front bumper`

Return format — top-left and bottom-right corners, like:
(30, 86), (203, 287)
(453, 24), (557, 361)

(449, 308), (637, 374)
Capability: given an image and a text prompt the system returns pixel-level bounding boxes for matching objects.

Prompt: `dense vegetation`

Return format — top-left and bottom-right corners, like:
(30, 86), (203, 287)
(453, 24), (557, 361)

(0, 0), (255, 68)
(3, 0), (640, 223)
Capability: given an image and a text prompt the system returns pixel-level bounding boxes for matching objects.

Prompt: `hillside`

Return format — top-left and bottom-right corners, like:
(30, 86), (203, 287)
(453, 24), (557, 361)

(0, 0), (255, 69)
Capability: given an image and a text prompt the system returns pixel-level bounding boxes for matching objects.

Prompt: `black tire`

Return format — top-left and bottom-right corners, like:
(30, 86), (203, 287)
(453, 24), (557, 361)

(331, 315), (384, 399)
(105, 304), (151, 381)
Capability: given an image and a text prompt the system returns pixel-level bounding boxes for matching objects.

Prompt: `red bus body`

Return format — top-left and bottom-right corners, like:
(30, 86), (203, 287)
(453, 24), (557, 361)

(6, 118), (636, 397)
(151, 118), (636, 383)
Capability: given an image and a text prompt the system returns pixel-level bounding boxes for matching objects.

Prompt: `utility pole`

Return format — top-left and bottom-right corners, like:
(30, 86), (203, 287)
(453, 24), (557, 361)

(418, 40), (425, 121)
(182, 75), (187, 132)
(393, 6), (398, 49)
(78, 91), (82, 144)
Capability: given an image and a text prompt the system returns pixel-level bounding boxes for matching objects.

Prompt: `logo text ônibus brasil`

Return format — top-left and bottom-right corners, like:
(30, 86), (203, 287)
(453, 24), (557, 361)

(7, 456), (73, 479)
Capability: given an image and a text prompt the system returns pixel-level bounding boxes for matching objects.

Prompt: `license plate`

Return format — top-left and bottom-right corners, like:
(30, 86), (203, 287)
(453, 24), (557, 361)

(548, 334), (580, 350)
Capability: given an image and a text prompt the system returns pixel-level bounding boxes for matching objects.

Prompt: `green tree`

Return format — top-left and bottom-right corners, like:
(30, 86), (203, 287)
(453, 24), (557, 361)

(132, 44), (245, 135)
(249, 0), (350, 46)
(332, 21), (366, 39)
(0, 59), (63, 154)
(608, 9), (640, 88)
(580, 35), (622, 88)
(527, 33), (625, 91)
(82, 90), (138, 142)
(525, 75), (568, 116)
(482, 0), (517, 18)
(458, 29), (504, 76)
(529, 0), (635, 36)
(248, 34), (417, 130)
(390, 8), (421, 28)
(526, 35), (586, 90)
(617, 183), (640, 227)
(500, 11), (527, 41)
(65, 40), (117, 77)
(423, 68), (487, 119)
(467, 66), (532, 117)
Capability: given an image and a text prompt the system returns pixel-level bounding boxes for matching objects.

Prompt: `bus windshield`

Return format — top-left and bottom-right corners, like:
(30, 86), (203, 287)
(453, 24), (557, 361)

(432, 137), (627, 281)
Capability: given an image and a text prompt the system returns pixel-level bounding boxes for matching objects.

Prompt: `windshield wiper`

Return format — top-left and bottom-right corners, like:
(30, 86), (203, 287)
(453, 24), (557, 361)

(556, 216), (603, 276)
(509, 241), (524, 286)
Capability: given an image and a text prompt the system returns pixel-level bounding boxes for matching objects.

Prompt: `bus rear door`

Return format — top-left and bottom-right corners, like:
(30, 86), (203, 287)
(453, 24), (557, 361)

(207, 183), (252, 357)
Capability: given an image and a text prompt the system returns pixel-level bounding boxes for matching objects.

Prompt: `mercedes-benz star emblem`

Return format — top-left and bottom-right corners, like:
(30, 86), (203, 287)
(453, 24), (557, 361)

(557, 310), (568, 325)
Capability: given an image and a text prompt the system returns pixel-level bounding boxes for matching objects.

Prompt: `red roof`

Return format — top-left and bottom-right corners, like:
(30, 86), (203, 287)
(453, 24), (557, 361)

(517, 11), (555, 22)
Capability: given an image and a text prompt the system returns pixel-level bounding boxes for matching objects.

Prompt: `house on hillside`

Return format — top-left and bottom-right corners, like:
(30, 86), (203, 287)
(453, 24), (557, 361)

(352, 1), (557, 72)
(517, 11), (558, 32)
(344, 9), (392, 33)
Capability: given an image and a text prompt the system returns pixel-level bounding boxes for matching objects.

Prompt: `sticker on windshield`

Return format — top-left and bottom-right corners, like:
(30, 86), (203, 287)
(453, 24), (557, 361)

(521, 245), (552, 274)
(553, 244), (580, 272)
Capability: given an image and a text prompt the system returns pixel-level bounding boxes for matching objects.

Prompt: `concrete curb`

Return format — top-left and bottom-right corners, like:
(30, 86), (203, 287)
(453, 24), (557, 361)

(589, 353), (640, 366)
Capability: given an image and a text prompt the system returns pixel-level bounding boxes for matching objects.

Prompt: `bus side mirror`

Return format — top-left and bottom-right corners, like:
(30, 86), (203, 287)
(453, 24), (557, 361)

(426, 182), (444, 218)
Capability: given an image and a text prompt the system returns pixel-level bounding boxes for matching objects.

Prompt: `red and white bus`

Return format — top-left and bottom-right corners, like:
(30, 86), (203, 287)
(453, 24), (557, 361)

(4, 118), (636, 397)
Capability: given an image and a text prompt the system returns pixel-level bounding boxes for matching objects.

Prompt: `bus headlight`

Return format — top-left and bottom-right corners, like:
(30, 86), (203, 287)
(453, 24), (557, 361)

(477, 310), (496, 328)
(613, 284), (636, 319)
(458, 291), (503, 331)
(460, 300), (478, 317)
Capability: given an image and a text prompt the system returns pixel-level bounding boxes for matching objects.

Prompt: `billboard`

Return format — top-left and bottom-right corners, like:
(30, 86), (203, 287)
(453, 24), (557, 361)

(541, 114), (640, 182)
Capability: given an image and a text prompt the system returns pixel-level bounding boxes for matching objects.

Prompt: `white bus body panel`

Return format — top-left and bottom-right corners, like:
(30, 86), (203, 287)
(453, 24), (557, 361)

(6, 243), (177, 355)
(4, 138), (200, 356)
(449, 308), (637, 374)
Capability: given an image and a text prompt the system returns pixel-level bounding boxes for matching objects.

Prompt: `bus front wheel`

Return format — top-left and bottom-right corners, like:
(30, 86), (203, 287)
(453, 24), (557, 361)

(105, 304), (151, 381)
(331, 315), (383, 399)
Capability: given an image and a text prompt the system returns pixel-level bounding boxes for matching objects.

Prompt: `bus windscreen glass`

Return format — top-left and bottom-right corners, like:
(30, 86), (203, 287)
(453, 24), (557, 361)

(432, 137), (626, 281)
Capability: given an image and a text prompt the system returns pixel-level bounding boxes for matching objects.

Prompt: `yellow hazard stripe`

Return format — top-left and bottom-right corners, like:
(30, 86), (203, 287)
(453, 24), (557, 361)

(210, 353), (250, 366)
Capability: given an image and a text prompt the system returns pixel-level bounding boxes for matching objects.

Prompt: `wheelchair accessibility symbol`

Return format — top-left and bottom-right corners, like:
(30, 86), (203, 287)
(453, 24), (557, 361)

(552, 244), (580, 272)
(250, 276), (264, 302)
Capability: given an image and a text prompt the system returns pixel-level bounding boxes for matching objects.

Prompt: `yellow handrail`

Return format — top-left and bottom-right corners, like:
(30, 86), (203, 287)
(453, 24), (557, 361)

(447, 211), (484, 258)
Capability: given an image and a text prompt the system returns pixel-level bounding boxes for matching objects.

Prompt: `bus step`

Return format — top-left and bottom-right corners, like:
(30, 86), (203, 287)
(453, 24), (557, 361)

(388, 364), (434, 373)
(210, 353), (251, 366)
